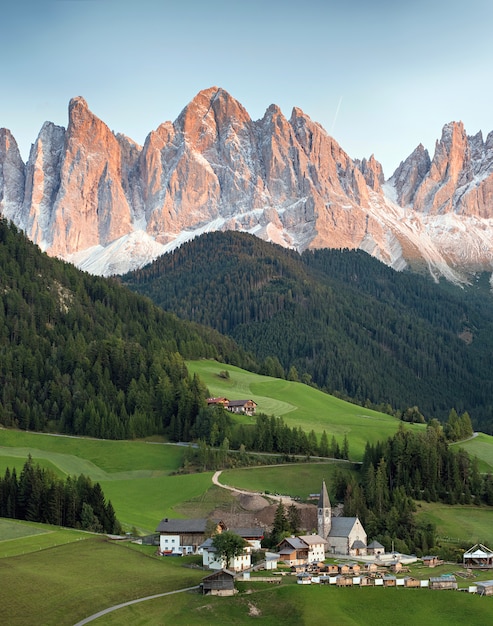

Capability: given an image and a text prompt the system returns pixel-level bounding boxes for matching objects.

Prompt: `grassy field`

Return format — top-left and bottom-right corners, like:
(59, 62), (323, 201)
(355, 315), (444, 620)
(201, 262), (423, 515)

(0, 428), (214, 533)
(416, 501), (493, 546)
(219, 462), (357, 500)
(451, 432), (493, 473)
(1, 528), (493, 626)
(187, 359), (421, 462)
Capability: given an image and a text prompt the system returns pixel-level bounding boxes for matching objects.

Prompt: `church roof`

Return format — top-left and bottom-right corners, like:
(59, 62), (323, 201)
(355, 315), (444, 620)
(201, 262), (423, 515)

(328, 517), (360, 538)
(318, 480), (331, 509)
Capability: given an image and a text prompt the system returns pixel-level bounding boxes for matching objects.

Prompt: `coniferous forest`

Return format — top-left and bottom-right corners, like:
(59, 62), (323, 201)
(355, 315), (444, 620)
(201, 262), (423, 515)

(0, 219), (256, 439)
(0, 455), (121, 533)
(123, 231), (493, 432)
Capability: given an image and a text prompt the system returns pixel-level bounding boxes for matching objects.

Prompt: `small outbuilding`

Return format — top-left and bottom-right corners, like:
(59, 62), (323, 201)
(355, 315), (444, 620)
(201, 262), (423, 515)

(429, 575), (458, 591)
(476, 580), (493, 596)
(201, 569), (237, 596)
(422, 555), (441, 568)
(367, 540), (385, 557)
(404, 576), (421, 588)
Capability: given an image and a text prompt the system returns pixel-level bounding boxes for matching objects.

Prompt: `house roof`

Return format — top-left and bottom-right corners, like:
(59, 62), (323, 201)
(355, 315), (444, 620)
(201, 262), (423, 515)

(202, 568), (236, 581)
(199, 537), (216, 551)
(298, 534), (328, 546)
(279, 537), (308, 551)
(367, 540), (384, 549)
(228, 527), (264, 539)
(351, 540), (366, 549)
(464, 544), (493, 558)
(156, 518), (223, 533)
(227, 399), (257, 407)
(328, 517), (359, 538)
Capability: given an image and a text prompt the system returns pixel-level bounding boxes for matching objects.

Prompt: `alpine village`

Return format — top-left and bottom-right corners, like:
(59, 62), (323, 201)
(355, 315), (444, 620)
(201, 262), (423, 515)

(4, 88), (493, 626)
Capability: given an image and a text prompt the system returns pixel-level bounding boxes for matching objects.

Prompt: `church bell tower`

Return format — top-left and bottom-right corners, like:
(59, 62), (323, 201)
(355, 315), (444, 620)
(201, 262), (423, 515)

(317, 480), (331, 539)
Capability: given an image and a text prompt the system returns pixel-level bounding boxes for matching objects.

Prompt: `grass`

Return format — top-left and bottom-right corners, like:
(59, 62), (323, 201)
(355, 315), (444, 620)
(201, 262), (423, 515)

(416, 501), (493, 546)
(219, 463), (357, 500)
(0, 536), (205, 626)
(187, 360), (421, 462)
(75, 579), (493, 626)
(451, 433), (493, 473)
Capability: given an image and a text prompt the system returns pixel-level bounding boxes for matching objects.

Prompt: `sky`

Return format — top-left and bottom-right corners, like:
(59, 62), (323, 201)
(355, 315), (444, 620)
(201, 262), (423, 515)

(1, 0), (493, 178)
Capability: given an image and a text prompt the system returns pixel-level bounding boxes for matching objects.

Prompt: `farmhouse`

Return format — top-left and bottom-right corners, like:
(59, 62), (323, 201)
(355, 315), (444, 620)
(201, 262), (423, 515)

(226, 399), (257, 415)
(199, 537), (252, 572)
(278, 534), (328, 566)
(201, 569), (237, 596)
(463, 544), (493, 568)
(318, 481), (368, 556)
(156, 517), (226, 555)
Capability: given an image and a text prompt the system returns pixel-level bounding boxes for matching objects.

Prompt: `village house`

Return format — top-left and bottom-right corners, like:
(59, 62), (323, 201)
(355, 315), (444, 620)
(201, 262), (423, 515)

(277, 534), (327, 566)
(199, 536), (252, 572)
(228, 527), (264, 550)
(201, 569), (237, 596)
(206, 397), (230, 408)
(155, 517), (226, 555)
(226, 399), (257, 416)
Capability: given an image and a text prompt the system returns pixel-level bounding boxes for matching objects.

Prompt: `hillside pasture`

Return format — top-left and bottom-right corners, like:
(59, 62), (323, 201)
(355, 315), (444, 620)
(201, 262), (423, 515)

(187, 360), (419, 460)
(451, 432), (493, 473)
(0, 430), (212, 533)
(416, 501), (493, 546)
(219, 462), (356, 500)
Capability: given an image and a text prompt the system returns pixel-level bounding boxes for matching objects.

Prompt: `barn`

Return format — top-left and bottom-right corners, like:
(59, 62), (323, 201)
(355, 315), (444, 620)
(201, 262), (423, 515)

(201, 569), (237, 596)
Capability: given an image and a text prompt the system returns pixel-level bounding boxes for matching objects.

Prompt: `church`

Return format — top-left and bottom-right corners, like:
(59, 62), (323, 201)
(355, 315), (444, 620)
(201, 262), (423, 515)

(317, 480), (368, 557)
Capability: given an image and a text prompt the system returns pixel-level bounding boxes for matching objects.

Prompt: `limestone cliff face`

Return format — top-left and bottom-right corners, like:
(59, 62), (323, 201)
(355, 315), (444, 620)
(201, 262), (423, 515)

(48, 96), (136, 255)
(0, 129), (25, 223)
(2, 88), (493, 281)
(403, 122), (493, 218)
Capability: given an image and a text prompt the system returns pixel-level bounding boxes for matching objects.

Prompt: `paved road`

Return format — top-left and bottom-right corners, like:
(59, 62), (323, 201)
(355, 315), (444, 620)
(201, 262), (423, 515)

(73, 586), (199, 625)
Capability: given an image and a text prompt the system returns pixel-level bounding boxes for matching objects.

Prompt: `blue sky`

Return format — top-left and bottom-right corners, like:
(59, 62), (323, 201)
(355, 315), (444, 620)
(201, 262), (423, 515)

(1, 0), (492, 177)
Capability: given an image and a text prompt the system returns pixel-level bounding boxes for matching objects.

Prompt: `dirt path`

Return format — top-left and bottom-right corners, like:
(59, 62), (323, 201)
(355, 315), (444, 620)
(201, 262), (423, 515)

(212, 469), (297, 505)
(73, 586), (200, 625)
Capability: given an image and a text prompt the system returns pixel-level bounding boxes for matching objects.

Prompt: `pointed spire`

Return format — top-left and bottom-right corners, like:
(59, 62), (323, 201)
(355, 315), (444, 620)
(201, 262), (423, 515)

(318, 480), (330, 510)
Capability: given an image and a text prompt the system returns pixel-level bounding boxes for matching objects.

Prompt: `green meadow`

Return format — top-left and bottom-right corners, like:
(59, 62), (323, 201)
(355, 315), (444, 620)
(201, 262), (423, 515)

(1, 530), (493, 626)
(187, 359), (421, 461)
(451, 432), (493, 473)
(416, 501), (493, 546)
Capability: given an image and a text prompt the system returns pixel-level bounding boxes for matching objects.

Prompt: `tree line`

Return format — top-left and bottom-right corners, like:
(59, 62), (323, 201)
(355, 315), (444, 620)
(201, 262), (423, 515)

(0, 455), (121, 533)
(338, 423), (492, 556)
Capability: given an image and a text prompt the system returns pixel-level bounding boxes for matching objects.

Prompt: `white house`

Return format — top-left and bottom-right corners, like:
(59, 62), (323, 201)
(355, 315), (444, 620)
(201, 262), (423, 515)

(199, 537), (252, 572)
(298, 534), (328, 563)
(155, 517), (226, 555)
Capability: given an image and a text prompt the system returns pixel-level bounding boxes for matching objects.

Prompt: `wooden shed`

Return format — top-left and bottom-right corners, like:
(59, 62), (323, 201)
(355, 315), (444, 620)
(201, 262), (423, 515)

(382, 575), (397, 587)
(429, 575), (458, 591)
(476, 580), (493, 596)
(324, 563), (339, 575)
(422, 555), (441, 568)
(389, 560), (402, 573)
(360, 575), (374, 586)
(404, 576), (421, 588)
(339, 562), (361, 576)
(463, 544), (493, 569)
(201, 569), (237, 596)
(336, 575), (354, 587)
(363, 562), (378, 574)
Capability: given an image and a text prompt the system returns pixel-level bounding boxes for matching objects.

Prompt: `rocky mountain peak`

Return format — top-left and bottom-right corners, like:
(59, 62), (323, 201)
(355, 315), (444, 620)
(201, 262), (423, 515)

(2, 88), (493, 281)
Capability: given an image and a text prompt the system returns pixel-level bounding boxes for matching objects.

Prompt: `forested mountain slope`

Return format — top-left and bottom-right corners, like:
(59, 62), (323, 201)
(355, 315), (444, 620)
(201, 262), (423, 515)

(123, 231), (493, 432)
(0, 219), (255, 438)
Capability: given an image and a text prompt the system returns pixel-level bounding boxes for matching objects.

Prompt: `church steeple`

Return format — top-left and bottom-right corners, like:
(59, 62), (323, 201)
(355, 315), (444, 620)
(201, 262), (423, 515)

(317, 480), (331, 539)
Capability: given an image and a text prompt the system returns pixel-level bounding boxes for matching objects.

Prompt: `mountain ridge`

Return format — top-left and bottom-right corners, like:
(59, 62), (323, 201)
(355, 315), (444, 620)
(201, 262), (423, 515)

(1, 87), (493, 281)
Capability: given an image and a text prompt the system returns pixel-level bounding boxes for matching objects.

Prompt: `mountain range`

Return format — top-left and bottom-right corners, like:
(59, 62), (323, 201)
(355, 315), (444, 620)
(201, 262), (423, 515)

(1, 87), (493, 282)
